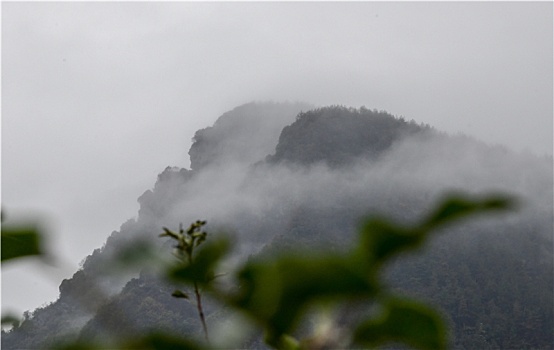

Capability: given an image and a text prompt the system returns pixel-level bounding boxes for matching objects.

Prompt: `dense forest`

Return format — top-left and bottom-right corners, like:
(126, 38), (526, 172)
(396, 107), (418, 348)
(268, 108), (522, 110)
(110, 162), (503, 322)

(2, 102), (552, 349)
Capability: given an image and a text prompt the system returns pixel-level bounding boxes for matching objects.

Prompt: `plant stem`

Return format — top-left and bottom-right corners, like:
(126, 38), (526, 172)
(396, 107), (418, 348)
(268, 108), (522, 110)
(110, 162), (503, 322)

(194, 281), (209, 344)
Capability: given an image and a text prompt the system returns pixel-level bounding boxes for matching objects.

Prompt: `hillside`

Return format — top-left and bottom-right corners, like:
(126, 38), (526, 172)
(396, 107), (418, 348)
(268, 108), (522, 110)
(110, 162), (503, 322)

(2, 102), (552, 349)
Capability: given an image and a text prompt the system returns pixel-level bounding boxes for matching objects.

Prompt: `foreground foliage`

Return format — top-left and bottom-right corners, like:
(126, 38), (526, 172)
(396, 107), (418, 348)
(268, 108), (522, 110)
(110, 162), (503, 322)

(48, 193), (513, 349)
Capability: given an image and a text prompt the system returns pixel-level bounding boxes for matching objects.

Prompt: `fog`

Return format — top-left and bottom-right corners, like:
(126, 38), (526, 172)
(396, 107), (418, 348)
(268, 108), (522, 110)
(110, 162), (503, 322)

(145, 117), (552, 262)
(75, 104), (552, 335)
(2, 2), (552, 318)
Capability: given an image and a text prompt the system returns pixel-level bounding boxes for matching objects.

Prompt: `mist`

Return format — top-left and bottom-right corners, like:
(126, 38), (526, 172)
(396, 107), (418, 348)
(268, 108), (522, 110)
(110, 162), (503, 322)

(2, 1), (552, 325)
(131, 105), (552, 268)
(84, 104), (552, 347)
(2, 102), (552, 348)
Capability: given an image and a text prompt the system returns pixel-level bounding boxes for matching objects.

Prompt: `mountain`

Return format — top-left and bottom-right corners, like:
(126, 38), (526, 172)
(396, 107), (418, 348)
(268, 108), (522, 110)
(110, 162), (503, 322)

(267, 106), (429, 167)
(189, 101), (313, 170)
(2, 102), (552, 349)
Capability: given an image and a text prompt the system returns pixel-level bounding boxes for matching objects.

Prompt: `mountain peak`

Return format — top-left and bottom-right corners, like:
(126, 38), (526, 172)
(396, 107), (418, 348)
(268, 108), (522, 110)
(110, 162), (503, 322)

(188, 101), (312, 170)
(267, 106), (432, 167)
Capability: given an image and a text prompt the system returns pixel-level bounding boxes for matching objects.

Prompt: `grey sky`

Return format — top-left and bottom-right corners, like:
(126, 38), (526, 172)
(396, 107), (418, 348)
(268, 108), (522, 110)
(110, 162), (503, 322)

(2, 2), (552, 316)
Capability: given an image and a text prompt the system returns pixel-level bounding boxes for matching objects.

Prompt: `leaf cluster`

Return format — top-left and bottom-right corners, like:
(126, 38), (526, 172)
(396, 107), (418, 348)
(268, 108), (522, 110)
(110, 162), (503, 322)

(4, 193), (515, 350)
(1, 211), (44, 329)
(145, 193), (513, 349)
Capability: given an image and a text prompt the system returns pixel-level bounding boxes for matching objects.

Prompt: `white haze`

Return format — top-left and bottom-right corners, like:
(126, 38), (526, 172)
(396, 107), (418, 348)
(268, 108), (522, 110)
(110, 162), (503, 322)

(46, 109), (553, 339)
(154, 131), (552, 255)
(2, 2), (552, 317)
(54, 117), (545, 343)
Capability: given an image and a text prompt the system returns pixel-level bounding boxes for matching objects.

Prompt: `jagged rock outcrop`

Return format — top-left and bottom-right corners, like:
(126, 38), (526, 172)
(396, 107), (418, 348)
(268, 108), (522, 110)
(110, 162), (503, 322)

(189, 101), (312, 171)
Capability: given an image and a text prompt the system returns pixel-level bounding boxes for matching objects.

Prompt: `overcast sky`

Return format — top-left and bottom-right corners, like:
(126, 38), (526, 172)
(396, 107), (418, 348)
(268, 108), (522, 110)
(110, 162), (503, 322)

(2, 2), (552, 316)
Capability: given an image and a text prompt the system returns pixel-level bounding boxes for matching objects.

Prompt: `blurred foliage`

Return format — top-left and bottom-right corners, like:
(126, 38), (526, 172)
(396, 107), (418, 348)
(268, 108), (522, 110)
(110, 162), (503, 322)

(2, 194), (516, 349)
(1, 212), (43, 263)
(1, 226), (42, 262)
(222, 193), (513, 349)
(58, 193), (513, 350)
(1, 211), (44, 328)
(161, 220), (223, 343)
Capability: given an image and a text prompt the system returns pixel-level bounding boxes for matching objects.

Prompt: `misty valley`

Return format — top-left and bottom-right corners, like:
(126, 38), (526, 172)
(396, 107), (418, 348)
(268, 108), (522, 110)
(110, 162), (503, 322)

(2, 102), (552, 349)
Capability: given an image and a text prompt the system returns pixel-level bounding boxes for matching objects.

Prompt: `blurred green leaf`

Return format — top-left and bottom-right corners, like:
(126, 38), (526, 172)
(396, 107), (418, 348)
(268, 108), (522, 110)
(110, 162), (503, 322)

(171, 290), (189, 299)
(423, 193), (515, 229)
(279, 334), (301, 350)
(50, 193), (516, 350)
(354, 298), (446, 350)
(1, 314), (20, 328)
(169, 238), (230, 285)
(160, 227), (181, 240)
(233, 253), (376, 345)
(357, 217), (425, 266)
(356, 194), (515, 268)
(1, 226), (42, 262)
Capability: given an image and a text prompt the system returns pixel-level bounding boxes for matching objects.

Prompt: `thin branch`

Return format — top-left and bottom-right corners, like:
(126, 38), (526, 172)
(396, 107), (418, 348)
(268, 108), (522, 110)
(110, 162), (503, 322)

(194, 281), (210, 344)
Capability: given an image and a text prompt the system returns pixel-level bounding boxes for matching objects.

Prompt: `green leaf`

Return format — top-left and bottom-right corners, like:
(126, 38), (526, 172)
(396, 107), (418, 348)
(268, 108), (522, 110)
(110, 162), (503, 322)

(171, 290), (189, 299)
(278, 334), (301, 350)
(1, 226), (42, 262)
(159, 227), (181, 240)
(1, 314), (20, 327)
(356, 193), (515, 267)
(423, 193), (515, 229)
(233, 253), (376, 344)
(357, 217), (425, 266)
(170, 238), (230, 285)
(354, 298), (446, 350)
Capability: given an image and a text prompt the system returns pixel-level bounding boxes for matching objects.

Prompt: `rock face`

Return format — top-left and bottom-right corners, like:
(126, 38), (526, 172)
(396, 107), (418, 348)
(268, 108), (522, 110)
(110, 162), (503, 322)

(188, 101), (312, 171)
